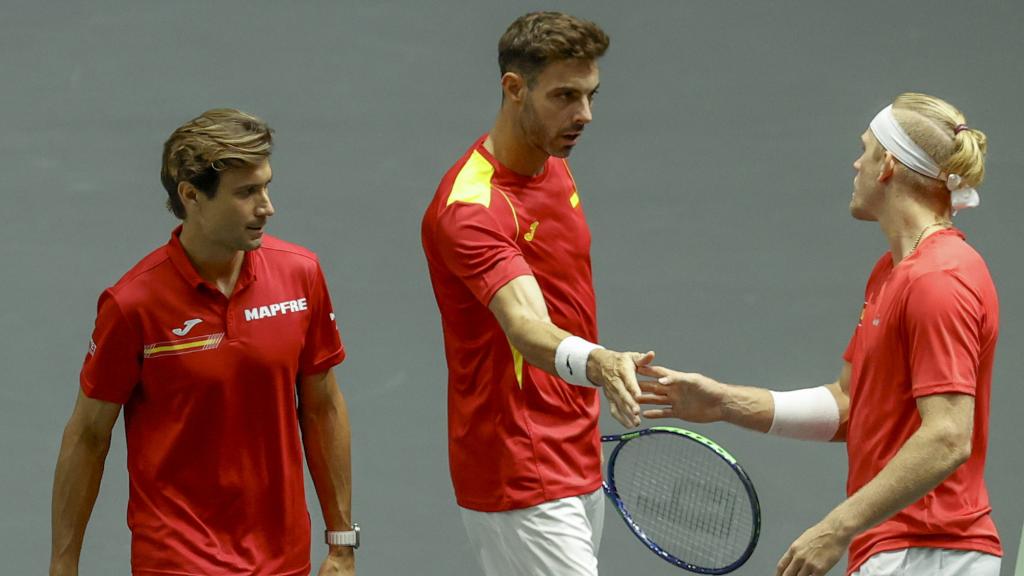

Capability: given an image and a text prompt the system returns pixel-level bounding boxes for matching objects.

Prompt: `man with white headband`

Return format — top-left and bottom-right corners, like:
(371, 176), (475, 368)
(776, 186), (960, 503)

(637, 92), (1001, 576)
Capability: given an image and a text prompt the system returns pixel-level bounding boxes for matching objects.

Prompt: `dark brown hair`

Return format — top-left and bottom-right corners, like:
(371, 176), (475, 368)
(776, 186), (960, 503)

(498, 12), (609, 84)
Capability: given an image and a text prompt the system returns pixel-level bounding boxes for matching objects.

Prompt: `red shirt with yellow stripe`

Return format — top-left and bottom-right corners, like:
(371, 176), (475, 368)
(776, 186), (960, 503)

(421, 135), (602, 512)
(81, 227), (345, 575)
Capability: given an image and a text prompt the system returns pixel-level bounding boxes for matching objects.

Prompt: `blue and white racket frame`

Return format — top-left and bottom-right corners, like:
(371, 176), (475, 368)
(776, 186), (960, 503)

(601, 426), (762, 574)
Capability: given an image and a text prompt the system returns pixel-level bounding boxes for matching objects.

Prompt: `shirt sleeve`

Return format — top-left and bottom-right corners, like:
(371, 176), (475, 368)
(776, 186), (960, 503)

(80, 290), (141, 404)
(905, 271), (984, 398)
(299, 263), (346, 376)
(842, 330), (857, 363)
(434, 202), (532, 306)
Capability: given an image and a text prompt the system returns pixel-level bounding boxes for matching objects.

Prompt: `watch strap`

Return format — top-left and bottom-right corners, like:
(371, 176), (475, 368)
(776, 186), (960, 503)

(325, 523), (360, 548)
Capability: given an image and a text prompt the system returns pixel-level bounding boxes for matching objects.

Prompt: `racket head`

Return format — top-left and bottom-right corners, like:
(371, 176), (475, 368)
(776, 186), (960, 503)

(602, 427), (760, 574)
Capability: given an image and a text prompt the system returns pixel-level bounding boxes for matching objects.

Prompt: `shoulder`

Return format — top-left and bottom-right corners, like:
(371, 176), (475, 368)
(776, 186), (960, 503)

(903, 268), (987, 330)
(426, 147), (518, 239)
(907, 269), (972, 300)
(258, 235), (321, 268)
(910, 232), (993, 293)
(83, 243), (176, 329)
(105, 244), (174, 302)
(938, 233), (990, 276)
(869, 252), (892, 276)
(862, 252), (893, 291)
(439, 148), (500, 211)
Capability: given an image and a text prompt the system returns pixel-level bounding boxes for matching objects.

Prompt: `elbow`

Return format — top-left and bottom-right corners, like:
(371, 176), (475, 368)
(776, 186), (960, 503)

(299, 394), (342, 427)
(500, 316), (535, 353)
(62, 421), (113, 455)
(933, 423), (972, 469)
(950, 437), (972, 468)
(298, 403), (322, 427)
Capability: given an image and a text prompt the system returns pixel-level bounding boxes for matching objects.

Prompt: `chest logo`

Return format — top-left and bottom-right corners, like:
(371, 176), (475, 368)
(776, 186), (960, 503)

(244, 297), (308, 322)
(524, 221), (540, 242)
(171, 318), (203, 336)
(144, 332), (224, 359)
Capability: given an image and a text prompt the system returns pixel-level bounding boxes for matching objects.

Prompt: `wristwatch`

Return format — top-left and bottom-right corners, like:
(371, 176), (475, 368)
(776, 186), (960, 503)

(325, 523), (360, 548)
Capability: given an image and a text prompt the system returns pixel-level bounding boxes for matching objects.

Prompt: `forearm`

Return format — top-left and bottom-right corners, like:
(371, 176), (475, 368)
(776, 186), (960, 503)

(488, 276), (650, 427)
(50, 427), (111, 572)
(720, 379), (848, 436)
(641, 366), (847, 439)
(823, 423), (969, 540)
(718, 383), (775, 433)
(502, 313), (573, 377)
(300, 391), (353, 531)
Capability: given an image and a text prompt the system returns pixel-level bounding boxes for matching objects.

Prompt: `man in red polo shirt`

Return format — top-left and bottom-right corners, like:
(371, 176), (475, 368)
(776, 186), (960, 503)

(422, 12), (654, 576)
(50, 109), (358, 575)
(637, 93), (1001, 576)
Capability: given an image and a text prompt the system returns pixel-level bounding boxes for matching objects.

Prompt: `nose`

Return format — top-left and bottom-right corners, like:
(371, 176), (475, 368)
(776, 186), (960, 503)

(576, 97), (593, 126)
(256, 190), (275, 218)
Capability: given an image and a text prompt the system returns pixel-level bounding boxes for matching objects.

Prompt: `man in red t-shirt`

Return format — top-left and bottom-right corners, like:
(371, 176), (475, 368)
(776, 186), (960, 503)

(422, 12), (654, 576)
(637, 93), (1001, 576)
(50, 109), (359, 576)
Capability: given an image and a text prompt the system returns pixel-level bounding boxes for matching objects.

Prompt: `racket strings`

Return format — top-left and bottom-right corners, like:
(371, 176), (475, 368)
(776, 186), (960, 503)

(612, 433), (755, 569)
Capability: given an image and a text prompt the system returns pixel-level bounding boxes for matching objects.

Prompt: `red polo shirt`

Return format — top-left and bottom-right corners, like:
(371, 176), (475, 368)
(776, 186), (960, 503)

(81, 227), (345, 575)
(421, 136), (603, 512)
(842, 228), (1001, 574)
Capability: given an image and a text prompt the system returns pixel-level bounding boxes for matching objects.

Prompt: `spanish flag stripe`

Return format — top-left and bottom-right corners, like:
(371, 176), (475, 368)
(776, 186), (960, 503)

(147, 338), (219, 355)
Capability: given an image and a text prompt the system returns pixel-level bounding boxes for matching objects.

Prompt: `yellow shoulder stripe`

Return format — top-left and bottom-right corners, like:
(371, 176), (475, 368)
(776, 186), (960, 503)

(446, 151), (495, 208)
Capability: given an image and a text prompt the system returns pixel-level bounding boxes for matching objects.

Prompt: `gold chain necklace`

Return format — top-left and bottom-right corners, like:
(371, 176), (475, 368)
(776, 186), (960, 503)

(910, 220), (953, 253)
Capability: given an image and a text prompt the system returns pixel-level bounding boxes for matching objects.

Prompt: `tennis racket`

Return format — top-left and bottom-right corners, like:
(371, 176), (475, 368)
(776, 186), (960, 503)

(602, 426), (760, 574)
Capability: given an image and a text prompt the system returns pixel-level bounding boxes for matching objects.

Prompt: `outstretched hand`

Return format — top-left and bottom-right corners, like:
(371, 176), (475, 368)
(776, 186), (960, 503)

(588, 349), (655, 428)
(636, 365), (727, 423)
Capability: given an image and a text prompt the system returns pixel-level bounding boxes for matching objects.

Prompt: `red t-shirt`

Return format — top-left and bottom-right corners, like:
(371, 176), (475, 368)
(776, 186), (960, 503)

(842, 228), (1001, 574)
(81, 228), (345, 576)
(421, 136), (603, 512)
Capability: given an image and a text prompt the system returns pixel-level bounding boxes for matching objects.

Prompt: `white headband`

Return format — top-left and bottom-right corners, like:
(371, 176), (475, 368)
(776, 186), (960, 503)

(869, 104), (980, 212)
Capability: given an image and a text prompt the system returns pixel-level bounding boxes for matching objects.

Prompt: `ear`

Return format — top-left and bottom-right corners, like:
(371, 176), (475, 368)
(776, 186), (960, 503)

(877, 152), (897, 183)
(500, 72), (527, 104)
(178, 181), (201, 215)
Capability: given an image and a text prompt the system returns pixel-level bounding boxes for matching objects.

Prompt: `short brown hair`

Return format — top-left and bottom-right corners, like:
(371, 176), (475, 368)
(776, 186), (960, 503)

(160, 108), (273, 219)
(498, 12), (609, 84)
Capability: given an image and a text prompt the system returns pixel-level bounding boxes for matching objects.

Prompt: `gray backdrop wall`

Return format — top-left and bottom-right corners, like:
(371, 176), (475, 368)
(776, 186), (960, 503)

(2, 1), (1021, 574)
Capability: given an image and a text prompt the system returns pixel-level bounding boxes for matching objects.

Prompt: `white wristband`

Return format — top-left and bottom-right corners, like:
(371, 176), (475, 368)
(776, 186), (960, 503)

(554, 336), (604, 387)
(768, 386), (840, 441)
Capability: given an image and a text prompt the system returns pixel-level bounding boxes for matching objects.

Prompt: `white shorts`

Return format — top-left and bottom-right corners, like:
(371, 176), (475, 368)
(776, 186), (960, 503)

(460, 488), (605, 576)
(851, 547), (1001, 575)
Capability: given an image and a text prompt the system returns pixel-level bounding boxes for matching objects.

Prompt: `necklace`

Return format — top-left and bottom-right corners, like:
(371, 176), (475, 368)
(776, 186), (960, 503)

(910, 220), (953, 253)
